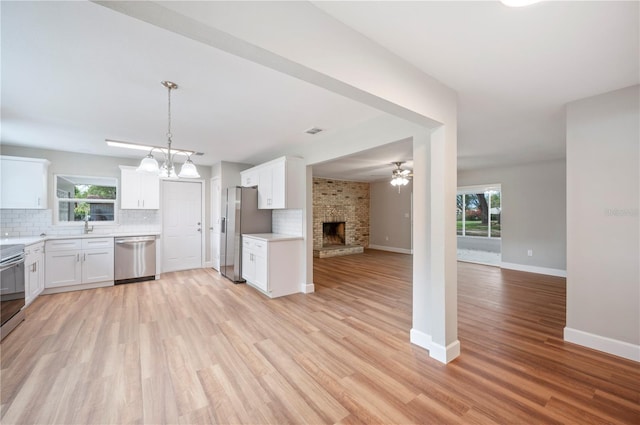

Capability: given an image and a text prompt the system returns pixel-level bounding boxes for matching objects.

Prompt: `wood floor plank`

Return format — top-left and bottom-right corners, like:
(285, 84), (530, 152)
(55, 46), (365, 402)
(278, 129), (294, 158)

(1, 249), (638, 424)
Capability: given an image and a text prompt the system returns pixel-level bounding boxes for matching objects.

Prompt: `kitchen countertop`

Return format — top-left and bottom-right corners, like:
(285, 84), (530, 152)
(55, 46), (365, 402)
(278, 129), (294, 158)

(0, 232), (161, 246)
(243, 233), (303, 242)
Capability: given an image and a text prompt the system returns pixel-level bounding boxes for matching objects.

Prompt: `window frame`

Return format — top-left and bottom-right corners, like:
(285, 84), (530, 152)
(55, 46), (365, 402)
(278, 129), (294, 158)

(457, 184), (501, 239)
(53, 174), (119, 225)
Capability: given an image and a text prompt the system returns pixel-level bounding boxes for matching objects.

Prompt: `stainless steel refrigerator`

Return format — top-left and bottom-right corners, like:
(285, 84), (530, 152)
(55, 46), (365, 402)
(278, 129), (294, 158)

(220, 186), (272, 282)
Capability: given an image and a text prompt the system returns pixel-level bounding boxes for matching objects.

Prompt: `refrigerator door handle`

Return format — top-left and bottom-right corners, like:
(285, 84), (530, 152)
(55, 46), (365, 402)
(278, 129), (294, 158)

(221, 217), (226, 233)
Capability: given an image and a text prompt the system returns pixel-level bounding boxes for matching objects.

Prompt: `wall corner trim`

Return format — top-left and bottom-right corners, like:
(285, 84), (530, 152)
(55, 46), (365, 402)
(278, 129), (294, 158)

(564, 327), (640, 362)
(302, 283), (315, 294)
(500, 262), (567, 278)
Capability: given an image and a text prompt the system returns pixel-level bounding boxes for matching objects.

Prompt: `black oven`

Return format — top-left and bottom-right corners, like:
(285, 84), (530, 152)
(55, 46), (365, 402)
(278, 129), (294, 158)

(1, 244), (26, 340)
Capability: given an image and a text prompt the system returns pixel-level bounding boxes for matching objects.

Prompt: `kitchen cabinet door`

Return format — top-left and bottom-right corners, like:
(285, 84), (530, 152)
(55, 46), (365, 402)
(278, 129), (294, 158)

(45, 250), (82, 288)
(120, 166), (159, 209)
(270, 161), (286, 209)
(25, 243), (45, 306)
(253, 251), (268, 292)
(242, 245), (255, 283)
(82, 248), (114, 284)
(139, 172), (160, 209)
(258, 166), (273, 209)
(0, 156), (49, 209)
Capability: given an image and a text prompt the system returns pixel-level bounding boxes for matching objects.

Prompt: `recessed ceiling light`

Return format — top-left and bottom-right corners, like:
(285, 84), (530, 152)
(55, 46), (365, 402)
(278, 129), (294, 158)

(304, 127), (324, 135)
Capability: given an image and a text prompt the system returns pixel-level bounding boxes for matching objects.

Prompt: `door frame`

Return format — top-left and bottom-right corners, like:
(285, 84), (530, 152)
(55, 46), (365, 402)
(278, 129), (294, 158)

(159, 179), (206, 273)
(210, 176), (221, 271)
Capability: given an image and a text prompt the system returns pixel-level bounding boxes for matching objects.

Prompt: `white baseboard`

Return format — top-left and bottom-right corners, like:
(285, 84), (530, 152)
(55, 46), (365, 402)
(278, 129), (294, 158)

(564, 327), (640, 362)
(429, 340), (461, 364)
(302, 283), (315, 293)
(410, 328), (432, 350)
(410, 328), (460, 364)
(500, 261), (567, 277)
(368, 244), (413, 254)
(203, 261), (213, 268)
(42, 280), (113, 295)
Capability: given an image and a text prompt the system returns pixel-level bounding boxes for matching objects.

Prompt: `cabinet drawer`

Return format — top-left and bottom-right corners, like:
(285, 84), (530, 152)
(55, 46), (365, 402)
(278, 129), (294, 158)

(243, 237), (268, 255)
(25, 242), (44, 259)
(46, 239), (82, 252)
(82, 238), (113, 249)
(251, 240), (268, 256)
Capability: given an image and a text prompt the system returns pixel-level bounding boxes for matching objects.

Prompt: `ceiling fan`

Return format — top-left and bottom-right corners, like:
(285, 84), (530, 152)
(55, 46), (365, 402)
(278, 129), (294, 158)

(390, 161), (412, 189)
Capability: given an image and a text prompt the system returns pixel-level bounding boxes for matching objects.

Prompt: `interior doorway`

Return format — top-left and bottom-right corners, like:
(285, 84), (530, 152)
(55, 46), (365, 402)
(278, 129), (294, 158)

(162, 180), (203, 272)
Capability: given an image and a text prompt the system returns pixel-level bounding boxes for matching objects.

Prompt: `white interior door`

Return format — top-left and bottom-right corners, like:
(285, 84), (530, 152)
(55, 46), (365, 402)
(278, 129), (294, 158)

(162, 180), (203, 272)
(210, 177), (221, 271)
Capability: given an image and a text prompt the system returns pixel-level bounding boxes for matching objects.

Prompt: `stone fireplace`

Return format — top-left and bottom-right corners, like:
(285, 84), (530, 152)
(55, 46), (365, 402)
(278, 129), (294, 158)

(313, 178), (368, 257)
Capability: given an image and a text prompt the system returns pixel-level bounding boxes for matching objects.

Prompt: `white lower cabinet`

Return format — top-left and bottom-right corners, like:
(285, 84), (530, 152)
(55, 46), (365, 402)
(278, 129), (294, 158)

(45, 238), (114, 291)
(24, 241), (45, 306)
(242, 235), (302, 298)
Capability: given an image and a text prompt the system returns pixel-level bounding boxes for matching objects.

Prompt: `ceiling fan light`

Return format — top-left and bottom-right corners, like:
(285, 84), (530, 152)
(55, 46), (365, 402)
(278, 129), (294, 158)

(136, 153), (159, 174)
(178, 158), (200, 178)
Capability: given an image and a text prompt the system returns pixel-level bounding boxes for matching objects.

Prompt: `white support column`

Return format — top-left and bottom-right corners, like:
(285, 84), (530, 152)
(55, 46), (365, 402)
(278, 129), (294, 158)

(429, 126), (460, 363)
(410, 127), (460, 364)
(410, 131), (432, 349)
(302, 165), (315, 293)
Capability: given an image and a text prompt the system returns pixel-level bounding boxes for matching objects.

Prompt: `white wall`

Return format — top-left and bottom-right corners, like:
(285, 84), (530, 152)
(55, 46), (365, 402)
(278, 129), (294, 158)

(370, 180), (412, 253)
(565, 85), (639, 361)
(458, 159), (566, 274)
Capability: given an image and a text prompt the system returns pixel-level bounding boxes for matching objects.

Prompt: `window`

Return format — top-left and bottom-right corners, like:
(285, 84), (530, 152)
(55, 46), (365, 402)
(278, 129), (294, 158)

(457, 185), (501, 238)
(55, 175), (117, 223)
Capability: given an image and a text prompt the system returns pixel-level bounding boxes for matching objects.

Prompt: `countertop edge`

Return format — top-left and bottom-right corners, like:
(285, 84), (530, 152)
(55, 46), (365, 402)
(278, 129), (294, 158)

(243, 233), (304, 242)
(1, 232), (162, 246)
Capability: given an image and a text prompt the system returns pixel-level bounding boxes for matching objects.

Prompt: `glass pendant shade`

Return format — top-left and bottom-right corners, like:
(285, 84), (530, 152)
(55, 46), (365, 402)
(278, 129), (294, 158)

(159, 162), (178, 180)
(178, 158), (200, 178)
(137, 153), (159, 173)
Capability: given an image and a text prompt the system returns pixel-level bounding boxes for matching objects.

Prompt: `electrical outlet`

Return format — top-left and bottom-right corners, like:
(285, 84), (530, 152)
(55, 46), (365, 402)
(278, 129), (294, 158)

(527, 249), (533, 257)
(385, 236), (389, 241)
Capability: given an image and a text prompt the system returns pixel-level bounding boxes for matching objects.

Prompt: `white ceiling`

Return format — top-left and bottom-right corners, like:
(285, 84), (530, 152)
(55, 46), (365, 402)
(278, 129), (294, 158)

(2, 1), (638, 181)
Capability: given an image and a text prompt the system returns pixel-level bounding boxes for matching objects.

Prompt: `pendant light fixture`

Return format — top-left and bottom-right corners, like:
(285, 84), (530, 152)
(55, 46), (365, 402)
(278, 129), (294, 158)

(132, 80), (200, 179)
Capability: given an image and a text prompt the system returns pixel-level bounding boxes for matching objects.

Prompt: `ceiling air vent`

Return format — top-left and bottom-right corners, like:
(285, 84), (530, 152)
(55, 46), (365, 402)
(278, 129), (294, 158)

(304, 127), (323, 135)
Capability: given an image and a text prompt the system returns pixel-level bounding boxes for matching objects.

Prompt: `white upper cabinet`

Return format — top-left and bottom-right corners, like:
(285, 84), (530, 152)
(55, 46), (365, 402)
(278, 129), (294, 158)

(241, 156), (304, 209)
(0, 156), (50, 209)
(240, 168), (259, 187)
(119, 166), (159, 209)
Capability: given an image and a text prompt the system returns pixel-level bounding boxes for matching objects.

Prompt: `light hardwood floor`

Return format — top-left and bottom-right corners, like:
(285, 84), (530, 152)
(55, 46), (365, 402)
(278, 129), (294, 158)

(1, 250), (638, 424)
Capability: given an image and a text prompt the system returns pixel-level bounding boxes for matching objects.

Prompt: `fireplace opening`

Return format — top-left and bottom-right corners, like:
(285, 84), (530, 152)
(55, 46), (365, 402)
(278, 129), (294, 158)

(323, 222), (345, 246)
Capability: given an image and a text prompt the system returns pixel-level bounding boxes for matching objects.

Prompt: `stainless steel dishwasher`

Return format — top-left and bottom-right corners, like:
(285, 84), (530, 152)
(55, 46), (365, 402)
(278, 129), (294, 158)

(114, 236), (156, 284)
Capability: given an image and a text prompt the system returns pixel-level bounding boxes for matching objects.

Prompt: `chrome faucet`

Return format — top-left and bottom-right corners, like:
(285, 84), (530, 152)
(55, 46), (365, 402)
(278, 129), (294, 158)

(84, 215), (94, 234)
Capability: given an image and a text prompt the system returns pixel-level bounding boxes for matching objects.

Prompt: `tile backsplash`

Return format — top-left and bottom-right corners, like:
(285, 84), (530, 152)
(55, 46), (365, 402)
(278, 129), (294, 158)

(272, 209), (303, 236)
(0, 209), (161, 237)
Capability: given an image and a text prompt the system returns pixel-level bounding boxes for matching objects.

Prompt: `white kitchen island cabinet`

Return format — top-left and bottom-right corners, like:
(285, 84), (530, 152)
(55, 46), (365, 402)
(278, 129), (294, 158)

(24, 241), (45, 306)
(0, 155), (49, 209)
(242, 234), (303, 298)
(119, 166), (160, 209)
(44, 237), (114, 293)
